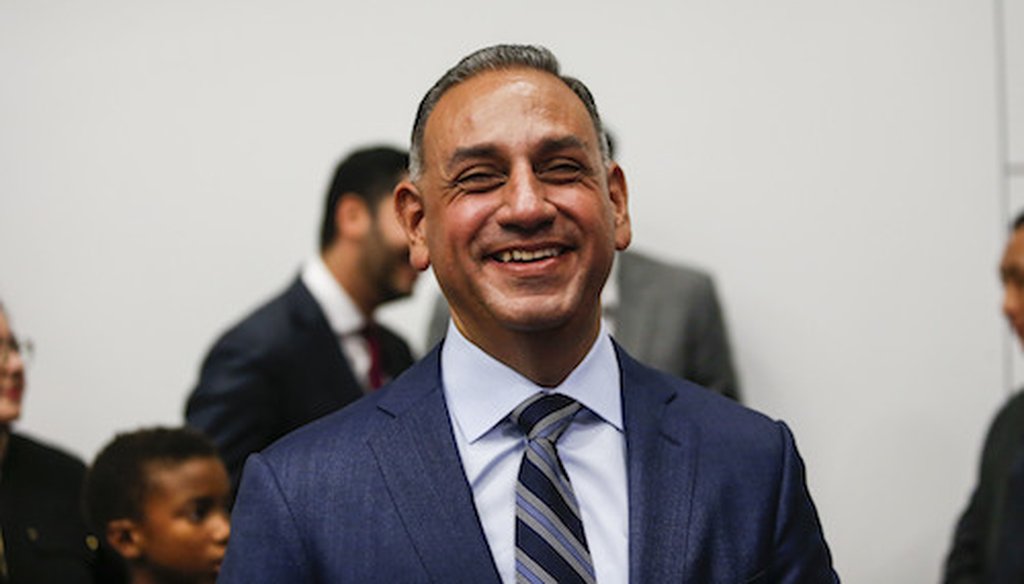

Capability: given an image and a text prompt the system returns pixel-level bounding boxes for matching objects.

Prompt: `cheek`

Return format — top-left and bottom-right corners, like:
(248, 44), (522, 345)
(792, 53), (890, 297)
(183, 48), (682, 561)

(166, 524), (210, 558)
(553, 191), (615, 234)
(431, 199), (495, 251)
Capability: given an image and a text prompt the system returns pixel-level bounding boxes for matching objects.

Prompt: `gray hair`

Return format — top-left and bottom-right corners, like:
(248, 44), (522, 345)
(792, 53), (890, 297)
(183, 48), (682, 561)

(408, 44), (609, 180)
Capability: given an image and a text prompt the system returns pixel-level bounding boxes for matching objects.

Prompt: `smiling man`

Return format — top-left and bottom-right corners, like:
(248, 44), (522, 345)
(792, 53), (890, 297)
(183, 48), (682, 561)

(219, 44), (837, 583)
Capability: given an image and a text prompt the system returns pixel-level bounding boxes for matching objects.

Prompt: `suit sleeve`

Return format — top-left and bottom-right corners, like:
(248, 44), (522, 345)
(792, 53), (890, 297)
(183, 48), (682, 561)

(219, 454), (313, 583)
(768, 422), (839, 583)
(185, 331), (279, 490)
(684, 275), (741, 401)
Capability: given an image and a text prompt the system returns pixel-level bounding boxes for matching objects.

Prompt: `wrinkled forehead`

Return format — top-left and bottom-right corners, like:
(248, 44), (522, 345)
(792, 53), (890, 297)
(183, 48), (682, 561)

(423, 68), (600, 162)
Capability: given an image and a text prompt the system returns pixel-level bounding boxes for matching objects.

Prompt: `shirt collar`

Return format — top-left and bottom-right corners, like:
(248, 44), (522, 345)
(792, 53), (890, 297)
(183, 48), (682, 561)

(441, 319), (623, 444)
(300, 255), (365, 336)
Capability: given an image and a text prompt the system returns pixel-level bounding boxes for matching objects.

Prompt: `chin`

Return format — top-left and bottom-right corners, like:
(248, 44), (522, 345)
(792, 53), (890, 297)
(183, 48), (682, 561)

(491, 301), (581, 333)
(388, 273), (418, 299)
(0, 405), (21, 426)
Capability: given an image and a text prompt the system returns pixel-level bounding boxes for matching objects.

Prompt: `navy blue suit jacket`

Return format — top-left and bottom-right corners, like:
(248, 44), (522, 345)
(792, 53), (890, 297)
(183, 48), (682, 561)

(220, 344), (837, 582)
(185, 277), (413, 489)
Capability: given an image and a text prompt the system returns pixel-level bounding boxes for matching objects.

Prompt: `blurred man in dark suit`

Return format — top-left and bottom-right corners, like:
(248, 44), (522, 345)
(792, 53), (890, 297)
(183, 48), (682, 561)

(185, 146), (417, 489)
(945, 211), (1024, 583)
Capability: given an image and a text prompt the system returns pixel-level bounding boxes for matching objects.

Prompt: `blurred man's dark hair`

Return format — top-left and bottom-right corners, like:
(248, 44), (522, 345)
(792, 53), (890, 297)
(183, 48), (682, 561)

(319, 146), (409, 251)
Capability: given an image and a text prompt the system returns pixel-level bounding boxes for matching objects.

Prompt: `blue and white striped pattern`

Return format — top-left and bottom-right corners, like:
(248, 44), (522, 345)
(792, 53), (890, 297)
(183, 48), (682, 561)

(512, 393), (595, 584)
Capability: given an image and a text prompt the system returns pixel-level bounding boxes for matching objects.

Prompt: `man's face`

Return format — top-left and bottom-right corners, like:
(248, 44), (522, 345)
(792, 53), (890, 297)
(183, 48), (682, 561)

(1001, 228), (1024, 346)
(133, 457), (231, 584)
(360, 194), (419, 305)
(399, 68), (630, 346)
(0, 311), (25, 426)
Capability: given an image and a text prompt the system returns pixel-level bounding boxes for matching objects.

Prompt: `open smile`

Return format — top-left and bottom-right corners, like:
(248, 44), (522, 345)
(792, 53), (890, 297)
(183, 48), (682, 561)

(489, 246), (566, 264)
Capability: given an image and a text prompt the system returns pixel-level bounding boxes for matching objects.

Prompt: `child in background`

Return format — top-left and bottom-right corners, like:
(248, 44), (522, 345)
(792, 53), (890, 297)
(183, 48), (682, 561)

(84, 427), (230, 584)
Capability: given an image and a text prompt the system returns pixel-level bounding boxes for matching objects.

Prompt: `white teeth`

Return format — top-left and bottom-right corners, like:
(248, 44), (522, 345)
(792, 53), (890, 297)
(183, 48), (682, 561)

(496, 248), (560, 263)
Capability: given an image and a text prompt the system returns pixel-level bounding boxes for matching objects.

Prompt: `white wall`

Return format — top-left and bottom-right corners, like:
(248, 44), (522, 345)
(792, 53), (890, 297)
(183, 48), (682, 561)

(0, 1), (1016, 581)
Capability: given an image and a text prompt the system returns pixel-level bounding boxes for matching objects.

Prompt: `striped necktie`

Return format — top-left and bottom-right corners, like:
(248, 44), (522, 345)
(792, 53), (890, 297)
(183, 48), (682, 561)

(512, 392), (595, 584)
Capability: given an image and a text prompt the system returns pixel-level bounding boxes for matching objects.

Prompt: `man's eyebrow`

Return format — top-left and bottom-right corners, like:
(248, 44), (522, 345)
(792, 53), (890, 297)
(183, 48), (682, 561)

(535, 136), (588, 157)
(446, 145), (503, 173)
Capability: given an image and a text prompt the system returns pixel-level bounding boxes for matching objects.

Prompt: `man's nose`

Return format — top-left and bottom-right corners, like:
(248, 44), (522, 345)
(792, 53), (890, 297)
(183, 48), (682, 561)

(498, 167), (556, 230)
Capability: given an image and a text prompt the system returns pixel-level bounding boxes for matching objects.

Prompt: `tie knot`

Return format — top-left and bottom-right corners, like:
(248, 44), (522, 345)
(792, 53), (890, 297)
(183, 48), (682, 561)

(359, 321), (379, 339)
(512, 393), (581, 442)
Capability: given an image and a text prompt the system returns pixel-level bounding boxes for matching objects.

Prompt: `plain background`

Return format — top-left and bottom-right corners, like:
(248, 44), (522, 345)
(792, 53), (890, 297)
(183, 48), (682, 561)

(2, 1), (1023, 581)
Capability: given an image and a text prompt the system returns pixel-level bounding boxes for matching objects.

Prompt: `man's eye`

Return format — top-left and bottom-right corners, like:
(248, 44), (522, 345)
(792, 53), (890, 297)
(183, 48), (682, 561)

(539, 162), (584, 183)
(455, 172), (504, 193)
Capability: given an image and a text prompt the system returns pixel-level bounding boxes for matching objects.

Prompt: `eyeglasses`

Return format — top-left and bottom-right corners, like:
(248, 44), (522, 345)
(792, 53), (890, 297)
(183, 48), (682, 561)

(0, 336), (33, 367)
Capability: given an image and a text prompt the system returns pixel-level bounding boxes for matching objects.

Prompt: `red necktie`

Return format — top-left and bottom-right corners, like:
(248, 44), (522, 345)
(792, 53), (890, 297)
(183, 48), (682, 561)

(362, 323), (384, 390)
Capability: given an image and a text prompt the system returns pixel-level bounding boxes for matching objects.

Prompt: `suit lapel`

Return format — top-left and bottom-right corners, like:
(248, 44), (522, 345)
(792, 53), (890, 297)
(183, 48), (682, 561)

(287, 277), (363, 400)
(619, 347), (698, 582)
(361, 342), (700, 582)
(367, 351), (501, 582)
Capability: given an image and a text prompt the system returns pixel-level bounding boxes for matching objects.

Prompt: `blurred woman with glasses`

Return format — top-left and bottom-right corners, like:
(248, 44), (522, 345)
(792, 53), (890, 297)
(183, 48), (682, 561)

(0, 301), (123, 583)
(0, 308), (29, 429)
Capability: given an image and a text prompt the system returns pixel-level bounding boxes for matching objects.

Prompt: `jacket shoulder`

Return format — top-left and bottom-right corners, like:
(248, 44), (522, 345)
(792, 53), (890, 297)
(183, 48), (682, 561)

(978, 389), (1024, 466)
(990, 389), (1024, 430)
(211, 278), (311, 347)
(620, 349), (775, 445)
(2, 434), (87, 503)
(6, 433), (86, 477)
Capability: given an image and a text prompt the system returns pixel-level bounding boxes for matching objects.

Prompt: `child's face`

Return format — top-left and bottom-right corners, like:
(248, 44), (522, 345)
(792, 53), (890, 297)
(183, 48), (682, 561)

(136, 456), (231, 583)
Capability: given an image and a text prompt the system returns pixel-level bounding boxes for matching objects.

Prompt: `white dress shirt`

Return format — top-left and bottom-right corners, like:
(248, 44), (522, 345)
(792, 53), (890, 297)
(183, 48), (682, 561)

(441, 322), (629, 583)
(300, 256), (374, 391)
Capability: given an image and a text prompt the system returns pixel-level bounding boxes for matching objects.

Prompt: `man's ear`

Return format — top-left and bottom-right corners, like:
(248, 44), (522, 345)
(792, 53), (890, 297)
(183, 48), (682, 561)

(607, 162), (632, 251)
(395, 180), (431, 270)
(105, 518), (143, 560)
(334, 193), (372, 241)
